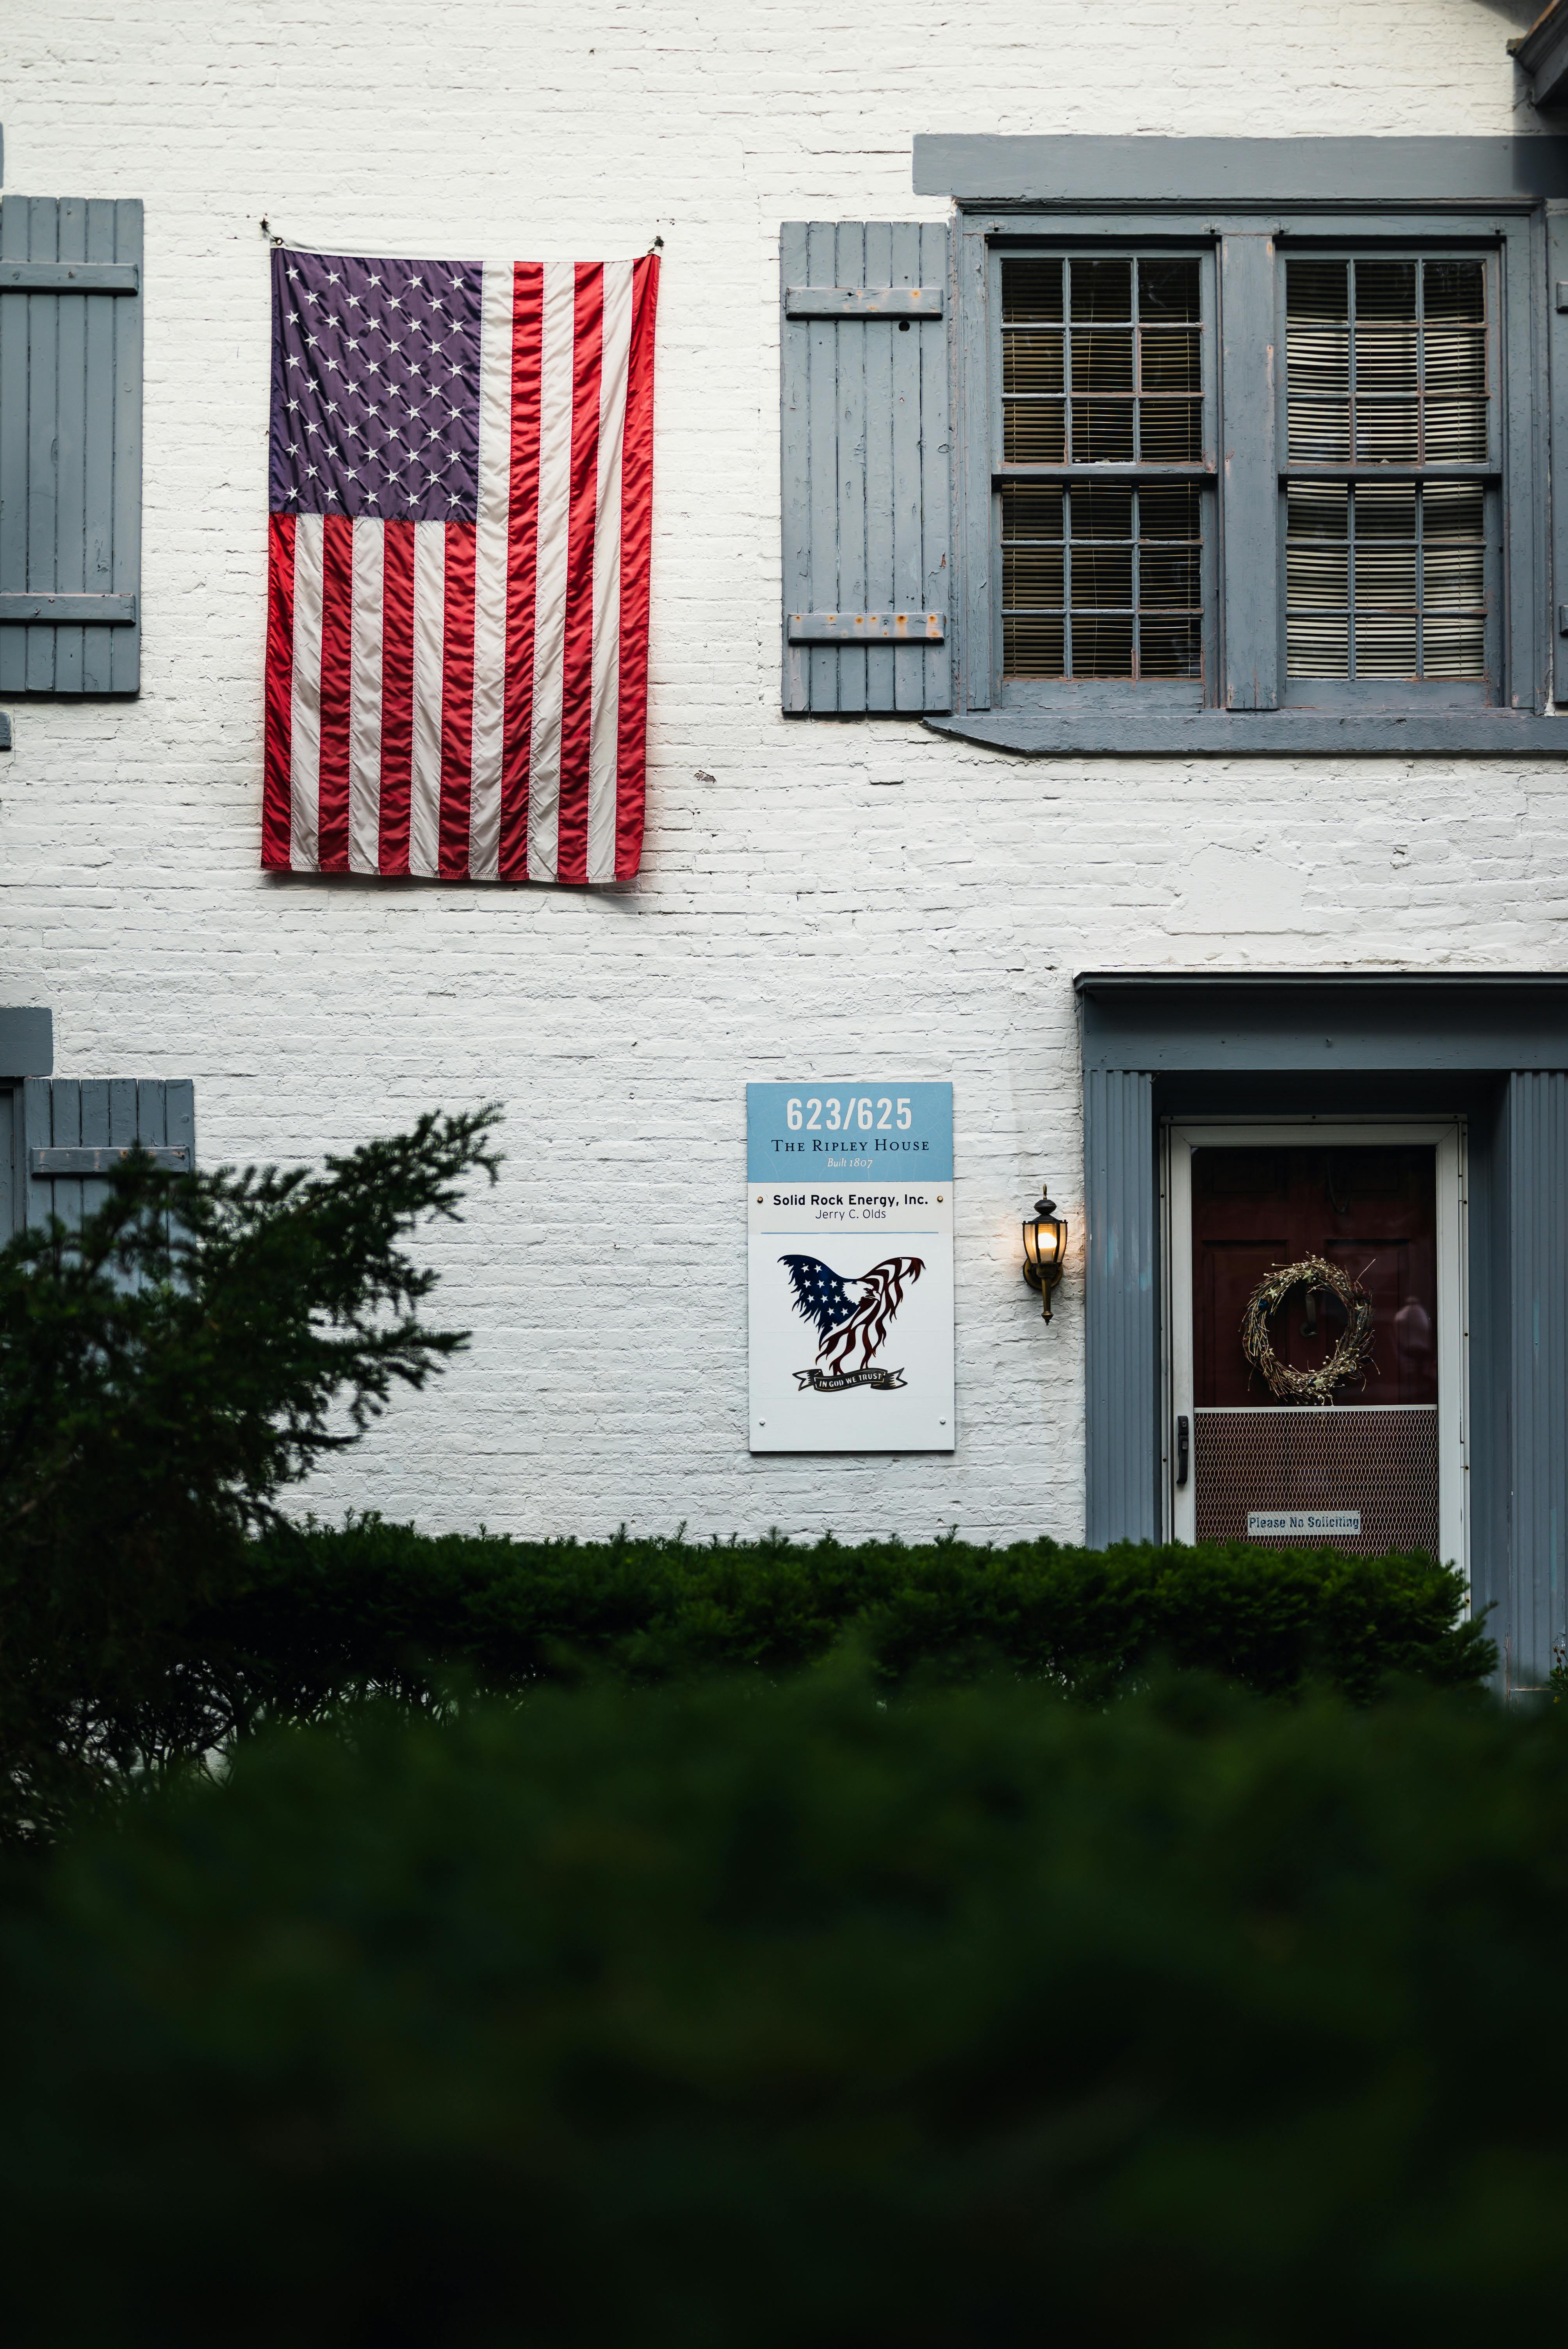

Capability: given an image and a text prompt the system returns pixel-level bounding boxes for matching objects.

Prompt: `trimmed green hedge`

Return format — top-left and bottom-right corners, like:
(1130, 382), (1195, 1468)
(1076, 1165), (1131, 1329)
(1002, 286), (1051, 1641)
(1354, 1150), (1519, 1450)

(2, 1673), (1564, 2344)
(206, 1518), (1493, 1721)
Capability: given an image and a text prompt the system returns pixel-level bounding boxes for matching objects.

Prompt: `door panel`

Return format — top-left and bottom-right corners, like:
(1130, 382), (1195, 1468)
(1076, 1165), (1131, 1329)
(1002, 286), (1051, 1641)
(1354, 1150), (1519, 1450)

(1171, 1135), (1455, 1560)
(1192, 1145), (1436, 1406)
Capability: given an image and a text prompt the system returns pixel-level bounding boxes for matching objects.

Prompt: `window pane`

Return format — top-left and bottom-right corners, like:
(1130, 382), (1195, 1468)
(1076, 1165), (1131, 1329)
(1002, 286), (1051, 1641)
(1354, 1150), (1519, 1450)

(1287, 613), (1351, 676)
(1138, 259), (1200, 322)
(1140, 483), (1203, 539)
(1071, 485), (1133, 538)
(1001, 259), (1064, 322)
(1139, 328), (1201, 391)
(1140, 617), (1201, 678)
(1004, 403), (1065, 463)
(1071, 329), (1133, 392)
(1072, 613), (1134, 675)
(1071, 400), (1134, 460)
(1004, 613), (1066, 673)
(1003, 545), (1065, 607)
(1071, 260), (1131, 322)
(1003, 328), (1063, 396)
(1073, 547), (1133, 608)
(1000, 484), (1064, 540)
(1139, 400), (1203, 462)
(1423, 616), (1486, 677)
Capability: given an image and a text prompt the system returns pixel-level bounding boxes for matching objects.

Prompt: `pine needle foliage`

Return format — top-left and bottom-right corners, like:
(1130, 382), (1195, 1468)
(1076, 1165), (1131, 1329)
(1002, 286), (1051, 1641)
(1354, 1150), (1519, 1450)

(0, 1109), (502, 1841)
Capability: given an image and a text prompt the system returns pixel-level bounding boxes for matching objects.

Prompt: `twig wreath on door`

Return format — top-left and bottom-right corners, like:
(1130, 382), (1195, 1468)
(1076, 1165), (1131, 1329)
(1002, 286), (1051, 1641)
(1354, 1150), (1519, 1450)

(1240, 1256), (1375, 1404)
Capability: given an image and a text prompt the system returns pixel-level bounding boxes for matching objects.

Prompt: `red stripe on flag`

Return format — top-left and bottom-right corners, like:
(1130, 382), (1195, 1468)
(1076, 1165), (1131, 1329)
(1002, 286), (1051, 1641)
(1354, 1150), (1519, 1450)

(316, 512), (355, 872)
(615, 255), (660, 882)
(439, 523), (478, 878)
(556, 264), (603, 887)
(262, 513), (296, 870)
(379, 519), (416, 876)
(501, 264), (543, 882)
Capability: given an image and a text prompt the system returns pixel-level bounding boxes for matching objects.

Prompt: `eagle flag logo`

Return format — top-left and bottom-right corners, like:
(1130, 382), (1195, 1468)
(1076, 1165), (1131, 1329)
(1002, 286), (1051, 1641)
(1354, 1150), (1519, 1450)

(779, 1253), (924, 1392)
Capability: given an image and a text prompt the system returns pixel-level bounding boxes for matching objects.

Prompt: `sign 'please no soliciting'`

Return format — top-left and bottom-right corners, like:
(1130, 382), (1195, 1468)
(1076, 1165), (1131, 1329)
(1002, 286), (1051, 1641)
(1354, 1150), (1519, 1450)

(747, 1082), (955, 1453)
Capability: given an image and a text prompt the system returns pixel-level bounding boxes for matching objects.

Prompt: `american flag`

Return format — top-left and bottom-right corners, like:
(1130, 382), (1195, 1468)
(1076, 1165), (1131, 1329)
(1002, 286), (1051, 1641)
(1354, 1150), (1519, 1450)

(780, 1254), (925, 1376)
(262, 245), (659, 883)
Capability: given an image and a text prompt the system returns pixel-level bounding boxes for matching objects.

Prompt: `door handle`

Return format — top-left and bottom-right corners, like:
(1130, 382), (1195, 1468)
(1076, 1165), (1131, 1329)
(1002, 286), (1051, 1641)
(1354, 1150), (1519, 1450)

(1176, 1414), (1190, 1489)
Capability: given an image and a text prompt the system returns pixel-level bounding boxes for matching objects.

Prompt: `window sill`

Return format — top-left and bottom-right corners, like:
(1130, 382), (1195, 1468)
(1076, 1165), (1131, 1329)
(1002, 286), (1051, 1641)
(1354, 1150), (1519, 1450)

(922, 708), (1568, 757)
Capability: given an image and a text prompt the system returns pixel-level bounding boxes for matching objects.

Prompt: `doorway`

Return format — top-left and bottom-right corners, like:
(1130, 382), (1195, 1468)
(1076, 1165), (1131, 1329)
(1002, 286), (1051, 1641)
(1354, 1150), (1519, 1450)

(1164, 1121), (1466, 1570)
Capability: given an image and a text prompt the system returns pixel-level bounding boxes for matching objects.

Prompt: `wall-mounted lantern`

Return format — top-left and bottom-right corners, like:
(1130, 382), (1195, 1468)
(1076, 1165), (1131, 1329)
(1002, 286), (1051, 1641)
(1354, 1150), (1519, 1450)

(1022, 1185), (1068, 1321)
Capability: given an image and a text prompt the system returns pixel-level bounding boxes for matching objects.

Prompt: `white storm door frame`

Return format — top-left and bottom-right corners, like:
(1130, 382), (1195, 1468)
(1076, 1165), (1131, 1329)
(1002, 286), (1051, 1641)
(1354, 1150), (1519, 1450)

(1162, 1118), (1468, 1579)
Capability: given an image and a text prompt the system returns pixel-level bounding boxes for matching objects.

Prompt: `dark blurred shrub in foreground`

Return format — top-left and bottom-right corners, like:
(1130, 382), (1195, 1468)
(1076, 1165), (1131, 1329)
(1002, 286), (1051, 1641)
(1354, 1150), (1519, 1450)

(205, 1514), (1493, 1721)
(1, 1672), (1563, 2345)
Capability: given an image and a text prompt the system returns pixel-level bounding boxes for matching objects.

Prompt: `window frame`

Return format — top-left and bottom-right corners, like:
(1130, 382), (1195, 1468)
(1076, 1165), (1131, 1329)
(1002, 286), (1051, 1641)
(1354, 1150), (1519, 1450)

(1275, 239), (1504, 710)
(991, 239), (1220, 709)
(946, 187), (1559, 752)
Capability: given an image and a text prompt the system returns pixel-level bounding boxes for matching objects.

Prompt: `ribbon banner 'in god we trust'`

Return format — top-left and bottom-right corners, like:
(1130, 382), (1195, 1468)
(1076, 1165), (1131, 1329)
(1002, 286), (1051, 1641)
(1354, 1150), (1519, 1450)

(747, 1082), (955, 1453)
(262, 246), (659, 884)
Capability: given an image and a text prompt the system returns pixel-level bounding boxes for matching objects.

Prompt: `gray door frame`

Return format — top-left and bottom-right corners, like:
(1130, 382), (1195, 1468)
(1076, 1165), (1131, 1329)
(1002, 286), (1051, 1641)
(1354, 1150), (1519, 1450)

(1078, 972), (1568, 1694)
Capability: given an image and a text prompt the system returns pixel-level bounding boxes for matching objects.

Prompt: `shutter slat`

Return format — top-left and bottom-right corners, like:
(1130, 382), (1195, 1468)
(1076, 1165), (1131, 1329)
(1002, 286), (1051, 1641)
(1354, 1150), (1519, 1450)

(0, 201), (31, 695)
(890, 219), (925, 714)
(864, 222), (895, 711)
(806, 221), (841, 712)
(780, 219), (951, 715)
(52, 197), (88, 693)
(0, 193), (143, 695)
(836, 223), (869, 714)
(25, 198), (60, 693)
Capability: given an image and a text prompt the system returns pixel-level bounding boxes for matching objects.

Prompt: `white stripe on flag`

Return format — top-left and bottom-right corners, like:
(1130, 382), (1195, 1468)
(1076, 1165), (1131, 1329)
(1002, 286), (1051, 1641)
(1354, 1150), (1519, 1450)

(409, 521), (446, 879)
(469, 262), (515, 882)
(349, 518), (385, 875)
(528, 262), (577, 885)
(586, 262), (633, 884)
(289, 513), (325, 871)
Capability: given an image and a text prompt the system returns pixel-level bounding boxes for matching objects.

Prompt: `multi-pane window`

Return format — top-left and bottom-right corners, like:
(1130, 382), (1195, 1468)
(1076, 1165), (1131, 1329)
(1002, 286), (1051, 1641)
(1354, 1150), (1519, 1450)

(1000, 255), (1208, 683)
(1284, 258), (1491, 685)
(1002, 483), (1203, 679)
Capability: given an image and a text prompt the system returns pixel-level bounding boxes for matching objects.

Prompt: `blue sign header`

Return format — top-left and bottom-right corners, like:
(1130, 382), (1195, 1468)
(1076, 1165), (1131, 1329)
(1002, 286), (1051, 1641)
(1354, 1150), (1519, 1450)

(747, 1081), (953, 1183)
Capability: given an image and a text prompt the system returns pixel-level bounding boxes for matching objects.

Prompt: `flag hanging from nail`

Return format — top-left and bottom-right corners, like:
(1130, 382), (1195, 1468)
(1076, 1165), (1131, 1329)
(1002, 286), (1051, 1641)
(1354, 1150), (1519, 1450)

(262, 245), (659, 883)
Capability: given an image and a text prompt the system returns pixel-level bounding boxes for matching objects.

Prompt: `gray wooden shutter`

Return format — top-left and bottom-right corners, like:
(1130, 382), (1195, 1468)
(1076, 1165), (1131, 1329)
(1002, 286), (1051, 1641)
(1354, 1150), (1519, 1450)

(21, 1079), (194, 1233)
(0, 196), (143, 695)
(780, 221), (950, 714)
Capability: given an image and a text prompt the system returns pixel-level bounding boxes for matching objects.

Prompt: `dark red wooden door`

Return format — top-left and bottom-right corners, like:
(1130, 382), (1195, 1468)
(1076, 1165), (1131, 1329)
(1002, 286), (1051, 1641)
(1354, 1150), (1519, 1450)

(1192, 1145), (1437, 1407)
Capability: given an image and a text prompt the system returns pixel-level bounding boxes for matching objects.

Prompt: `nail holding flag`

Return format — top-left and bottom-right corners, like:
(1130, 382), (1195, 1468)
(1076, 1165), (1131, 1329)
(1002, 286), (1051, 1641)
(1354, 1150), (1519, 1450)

(262, 245), (659, 882)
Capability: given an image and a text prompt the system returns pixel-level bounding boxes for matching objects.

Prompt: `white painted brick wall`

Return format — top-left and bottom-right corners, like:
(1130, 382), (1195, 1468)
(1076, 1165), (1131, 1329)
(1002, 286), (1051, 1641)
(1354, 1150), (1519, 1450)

(0, 0), (1557, 1542)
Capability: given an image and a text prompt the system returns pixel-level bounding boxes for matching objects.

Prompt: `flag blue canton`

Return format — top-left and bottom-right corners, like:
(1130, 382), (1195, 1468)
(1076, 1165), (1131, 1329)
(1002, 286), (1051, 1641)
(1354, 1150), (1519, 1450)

(779, 1254), (857, 1342)
(268, 249), (483, 523)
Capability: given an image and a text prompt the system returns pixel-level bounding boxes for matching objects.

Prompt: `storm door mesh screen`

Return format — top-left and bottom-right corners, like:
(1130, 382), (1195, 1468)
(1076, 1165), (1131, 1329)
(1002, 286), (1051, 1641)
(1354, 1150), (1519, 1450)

(1000, 256), (1206, 681)
(1194, 1405), (1439, 1556)
(1284, 258), (1489, 681)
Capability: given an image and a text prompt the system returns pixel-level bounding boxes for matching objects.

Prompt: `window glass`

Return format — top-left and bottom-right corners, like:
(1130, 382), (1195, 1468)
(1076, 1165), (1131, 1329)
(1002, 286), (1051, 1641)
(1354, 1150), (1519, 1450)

(1002, 480), (1203, 681)
(1285, 257), (1488, 683)
(1001, 256), (1205, 682)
